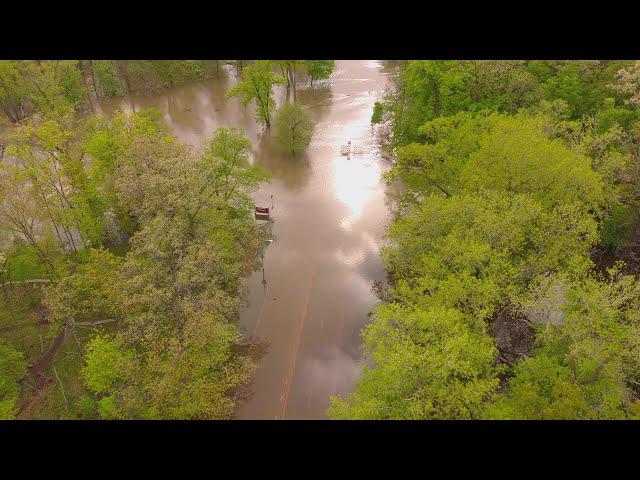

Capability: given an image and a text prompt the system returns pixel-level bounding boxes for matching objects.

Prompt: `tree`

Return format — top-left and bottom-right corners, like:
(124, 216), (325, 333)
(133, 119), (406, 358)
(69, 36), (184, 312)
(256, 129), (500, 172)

(390, 60), (466, 144)
(333, 85), (619, 419)
(0, 340), (27, 419)
(82, 318), (254, 419)
(201, 127), (267, 206)
(6, 114), (105, 251)
(386, 112), (605, 212)
(77, 215), (258, 419)
(0, 251), (5, 284)
(43, 248), (123, 330)
(275, 103), (314, 154)
(306, 60), (334, 86)
(610, 61), (640, 108)
(371, 101), (383, 126)
(230, 60), (246, 79)
(0, 61), (31, 122)
(78, 60), (98, 112)
(274, 61), (304, 102)
(537, 61), (631, 119)
(460, 60), (541, 113)
(485, 270), (640, 419)
(226, 61), (285, 129)
(328, 304), (499, 419)
(0, 163), (59, 274)
(69, 118), (268, 419)
(0, 60), (86, 122)
(91, 61), (124, 98)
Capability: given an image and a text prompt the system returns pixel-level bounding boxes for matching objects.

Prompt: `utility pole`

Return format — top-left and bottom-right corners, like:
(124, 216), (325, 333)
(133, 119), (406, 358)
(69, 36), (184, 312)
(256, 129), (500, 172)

(261, 251), (267, 295)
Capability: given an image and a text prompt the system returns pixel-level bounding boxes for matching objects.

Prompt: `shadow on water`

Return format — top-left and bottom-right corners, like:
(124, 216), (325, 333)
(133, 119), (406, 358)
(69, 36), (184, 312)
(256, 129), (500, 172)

(233, 336), (270, 406)
(253, 134), (312, 192)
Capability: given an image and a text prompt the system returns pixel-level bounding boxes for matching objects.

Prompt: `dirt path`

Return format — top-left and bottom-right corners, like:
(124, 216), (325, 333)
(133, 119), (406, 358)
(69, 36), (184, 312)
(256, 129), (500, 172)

(17, 328), (66, 417)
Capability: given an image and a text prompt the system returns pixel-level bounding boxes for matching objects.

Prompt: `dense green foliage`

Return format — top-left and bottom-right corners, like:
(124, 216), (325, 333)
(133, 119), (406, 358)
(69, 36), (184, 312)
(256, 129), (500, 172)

(226, 61), (286, 129)
(371, 102), (383, 125)
(276, 103), (314, 154)
(306, 60), (335, 85)
(0, 339), (27, 419)
(329, 60), (640, 420)
(0, 59), (273, 418)
(386, 60), (636, 145)
(5, 59), (640, 420)
(0, 61), (222, 122)
(110, 60), (220, 96)
(39, 121), (268, 419)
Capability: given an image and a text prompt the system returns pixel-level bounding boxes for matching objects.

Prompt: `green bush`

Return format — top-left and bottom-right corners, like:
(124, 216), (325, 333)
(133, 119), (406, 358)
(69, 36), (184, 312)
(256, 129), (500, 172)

(600, 205), (635, 251)
(371, 101), (383, 125)
(4, 243), (47, 281)
(0, 340), (27, 419)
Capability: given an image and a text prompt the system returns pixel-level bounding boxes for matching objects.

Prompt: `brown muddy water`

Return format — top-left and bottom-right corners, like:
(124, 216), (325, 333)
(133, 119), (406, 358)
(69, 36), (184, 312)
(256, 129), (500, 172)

(98, 60), (398, 419)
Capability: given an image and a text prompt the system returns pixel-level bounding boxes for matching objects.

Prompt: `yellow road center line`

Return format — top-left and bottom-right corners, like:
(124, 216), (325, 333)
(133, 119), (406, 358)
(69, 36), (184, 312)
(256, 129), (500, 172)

(280, 261), (317, 420)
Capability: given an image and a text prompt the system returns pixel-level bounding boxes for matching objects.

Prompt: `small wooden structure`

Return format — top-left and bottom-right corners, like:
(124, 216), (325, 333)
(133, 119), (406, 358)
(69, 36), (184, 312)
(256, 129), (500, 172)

(255, 206), (270, 220)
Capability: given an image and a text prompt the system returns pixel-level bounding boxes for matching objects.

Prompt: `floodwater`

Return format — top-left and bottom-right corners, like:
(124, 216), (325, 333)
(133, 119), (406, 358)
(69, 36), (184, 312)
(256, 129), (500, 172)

(98, 60), (398, 419)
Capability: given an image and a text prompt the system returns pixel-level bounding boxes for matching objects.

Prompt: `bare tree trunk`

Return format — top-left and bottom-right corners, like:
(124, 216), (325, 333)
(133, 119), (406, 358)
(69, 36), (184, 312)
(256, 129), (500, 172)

(431, 76), (441, 117)
(290, 68), (297, 103)
(88, 60), (99, 97)
(280, 65), (291, 98)
(235, 60), (244, 79)
(28, 75), (55, 112)
(0, 103), (18, 123)
(0, 77), (22, 122)
(113, 61), (136, 113)
(79, 60), (96, 113)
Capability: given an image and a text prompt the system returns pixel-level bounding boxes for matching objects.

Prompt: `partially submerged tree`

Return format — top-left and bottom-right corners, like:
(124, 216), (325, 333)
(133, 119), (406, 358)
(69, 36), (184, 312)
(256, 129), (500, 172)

(0, 60), (84, 122)
(273, 60), (335, 100)
(275, 103), (314, 154)
(274, 61), (304, 103)
(306, 60), (334, 86)
(226, 61), (285, 130)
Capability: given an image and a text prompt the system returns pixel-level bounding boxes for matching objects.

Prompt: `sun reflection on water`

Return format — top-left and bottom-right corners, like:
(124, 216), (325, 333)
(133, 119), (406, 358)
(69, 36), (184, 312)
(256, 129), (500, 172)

(333, 155), (381, 221)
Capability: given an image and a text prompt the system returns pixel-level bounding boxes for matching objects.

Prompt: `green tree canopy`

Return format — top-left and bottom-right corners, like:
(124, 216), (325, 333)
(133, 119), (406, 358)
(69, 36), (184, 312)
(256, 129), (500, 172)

(226, 61), (285, 129)
(275, 103), (314, 154)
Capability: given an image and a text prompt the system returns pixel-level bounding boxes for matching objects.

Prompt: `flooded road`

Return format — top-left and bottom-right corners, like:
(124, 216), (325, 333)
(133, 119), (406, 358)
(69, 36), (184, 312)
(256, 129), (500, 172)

(98, 60), (398, 419)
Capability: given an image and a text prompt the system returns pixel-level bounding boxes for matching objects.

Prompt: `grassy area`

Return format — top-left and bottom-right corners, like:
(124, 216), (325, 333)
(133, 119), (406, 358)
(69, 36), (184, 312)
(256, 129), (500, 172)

(0, 290), (51, 366)
(26, 322), (119, 420)
(1, 287), (118, 419)
(3, 244), (48, 282)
